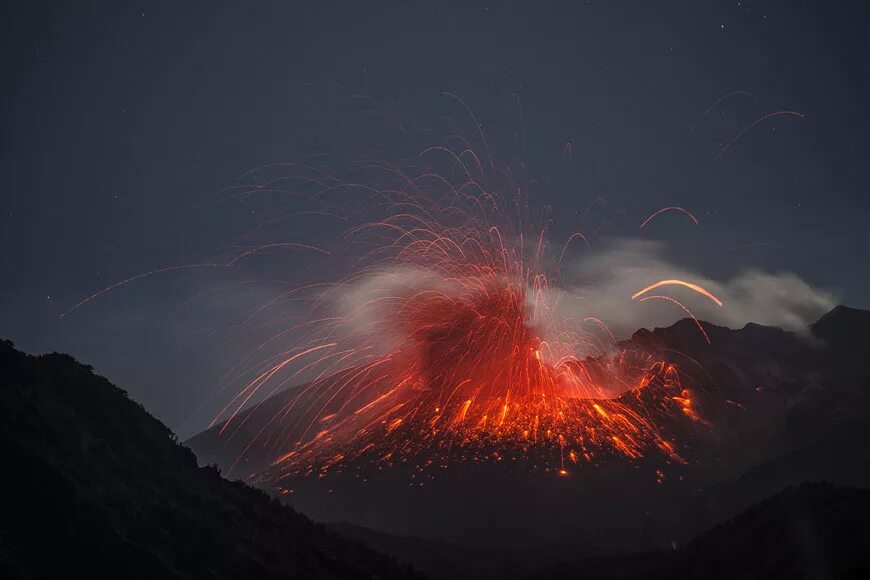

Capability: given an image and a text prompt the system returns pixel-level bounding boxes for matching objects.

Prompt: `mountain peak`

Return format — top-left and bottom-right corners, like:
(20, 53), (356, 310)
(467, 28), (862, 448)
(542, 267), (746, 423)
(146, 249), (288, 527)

(810, 305), (870, 346)
(812, 304), (870, 328)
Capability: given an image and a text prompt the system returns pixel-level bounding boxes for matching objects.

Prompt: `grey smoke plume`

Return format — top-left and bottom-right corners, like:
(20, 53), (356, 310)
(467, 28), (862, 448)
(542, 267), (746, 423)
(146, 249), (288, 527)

(326, 238), (836, 366)
(553, 238), (836, 339)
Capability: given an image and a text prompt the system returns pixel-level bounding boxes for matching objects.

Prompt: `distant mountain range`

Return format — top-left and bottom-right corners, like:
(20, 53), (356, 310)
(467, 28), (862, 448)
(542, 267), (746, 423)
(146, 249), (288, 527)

(3, 306), (870, 579)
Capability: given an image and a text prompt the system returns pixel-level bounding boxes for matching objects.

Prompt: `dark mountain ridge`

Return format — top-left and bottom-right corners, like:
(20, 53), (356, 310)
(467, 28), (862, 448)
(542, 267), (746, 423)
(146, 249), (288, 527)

(0, 339), (421, 580)
(527, 482), (870, 580)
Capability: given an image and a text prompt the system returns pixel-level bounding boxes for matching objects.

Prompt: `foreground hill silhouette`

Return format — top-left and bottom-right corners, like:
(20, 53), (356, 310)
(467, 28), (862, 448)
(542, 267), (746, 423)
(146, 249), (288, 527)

(0, 340), (421, 580)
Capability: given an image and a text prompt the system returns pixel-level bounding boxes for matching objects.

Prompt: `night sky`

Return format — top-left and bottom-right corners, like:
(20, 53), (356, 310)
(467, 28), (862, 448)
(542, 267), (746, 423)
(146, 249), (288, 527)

(3, 1), (869, 437)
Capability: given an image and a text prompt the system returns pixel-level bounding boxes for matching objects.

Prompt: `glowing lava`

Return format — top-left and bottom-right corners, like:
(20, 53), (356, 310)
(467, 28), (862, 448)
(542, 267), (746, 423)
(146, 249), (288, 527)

(255, 273), (696, 480)
(210, 155), (715, 481)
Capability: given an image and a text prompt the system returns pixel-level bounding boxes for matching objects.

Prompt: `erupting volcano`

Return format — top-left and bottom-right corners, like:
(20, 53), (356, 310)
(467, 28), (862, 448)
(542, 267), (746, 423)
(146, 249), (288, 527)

(254, 275), (698, 482)
(206, 140), (715, 484)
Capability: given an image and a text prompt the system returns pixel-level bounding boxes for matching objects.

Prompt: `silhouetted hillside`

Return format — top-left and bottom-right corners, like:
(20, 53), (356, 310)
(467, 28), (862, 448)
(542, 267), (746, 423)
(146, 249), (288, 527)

(0, 340), (422, 580)
(670, 482), (870, 580)
(682, 418), (870, 539)
(527, 483), (870, 580)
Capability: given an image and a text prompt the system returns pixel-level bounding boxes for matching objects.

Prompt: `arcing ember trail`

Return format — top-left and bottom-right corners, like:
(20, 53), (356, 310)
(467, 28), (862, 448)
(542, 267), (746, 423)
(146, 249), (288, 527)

(207, 133), (718, 483)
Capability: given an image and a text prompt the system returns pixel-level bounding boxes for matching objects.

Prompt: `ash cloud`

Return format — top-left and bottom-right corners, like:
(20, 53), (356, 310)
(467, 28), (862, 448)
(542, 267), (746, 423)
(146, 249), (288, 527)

(332, 267), (449, 349)
(329, 238), (836, 361)
(553, 238), (837, 339)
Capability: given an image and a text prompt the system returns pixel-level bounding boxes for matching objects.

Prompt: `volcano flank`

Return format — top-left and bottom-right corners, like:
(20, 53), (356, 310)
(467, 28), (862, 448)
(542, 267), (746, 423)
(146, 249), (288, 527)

(187, 306), (870, 558)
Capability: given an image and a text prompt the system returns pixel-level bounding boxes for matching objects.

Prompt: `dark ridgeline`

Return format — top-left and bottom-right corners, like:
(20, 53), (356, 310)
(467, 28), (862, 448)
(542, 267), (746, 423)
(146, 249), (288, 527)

(527, 483), (870, 580)
(0, 340), (422, 580)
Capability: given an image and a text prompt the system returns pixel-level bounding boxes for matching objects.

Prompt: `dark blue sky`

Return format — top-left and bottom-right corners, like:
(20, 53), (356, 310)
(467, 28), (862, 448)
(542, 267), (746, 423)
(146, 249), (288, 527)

(3, 1), (869, 436)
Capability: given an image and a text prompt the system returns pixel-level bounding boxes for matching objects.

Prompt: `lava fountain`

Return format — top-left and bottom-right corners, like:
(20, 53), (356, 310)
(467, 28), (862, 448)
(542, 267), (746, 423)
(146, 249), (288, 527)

(208, 131), (714, 482)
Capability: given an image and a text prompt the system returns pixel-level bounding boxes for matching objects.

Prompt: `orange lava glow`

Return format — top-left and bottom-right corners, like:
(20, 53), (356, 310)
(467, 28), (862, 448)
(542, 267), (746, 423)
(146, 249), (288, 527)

(631, 279), (724, 308)
(208, 160), (713, 481)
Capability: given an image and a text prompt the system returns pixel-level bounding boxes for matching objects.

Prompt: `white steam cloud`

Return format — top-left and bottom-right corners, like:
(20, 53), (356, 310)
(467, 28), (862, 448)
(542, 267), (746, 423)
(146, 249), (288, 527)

(554, 238), (837, 338)
(327, 238), (836, 361)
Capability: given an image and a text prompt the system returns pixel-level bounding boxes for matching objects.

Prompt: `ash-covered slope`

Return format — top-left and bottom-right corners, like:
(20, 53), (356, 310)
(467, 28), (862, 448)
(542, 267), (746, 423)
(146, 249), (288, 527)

(0, 340), (421, 580)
